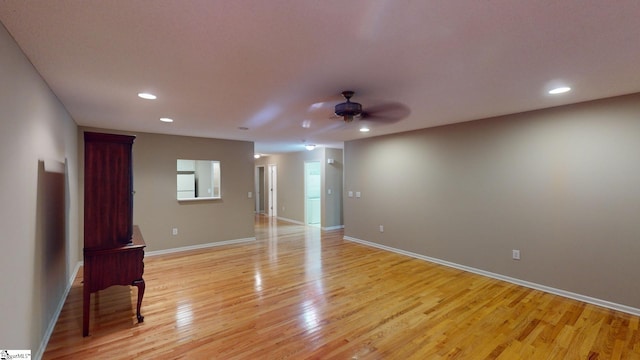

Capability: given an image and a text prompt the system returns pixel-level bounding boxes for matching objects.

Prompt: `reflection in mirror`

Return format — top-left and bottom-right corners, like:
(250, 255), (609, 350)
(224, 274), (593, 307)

(177, 159), (221, 200)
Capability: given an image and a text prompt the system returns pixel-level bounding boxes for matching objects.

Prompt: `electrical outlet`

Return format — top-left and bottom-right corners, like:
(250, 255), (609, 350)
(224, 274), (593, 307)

(172, 228), (178, 236)
(512, 249), (520, 260)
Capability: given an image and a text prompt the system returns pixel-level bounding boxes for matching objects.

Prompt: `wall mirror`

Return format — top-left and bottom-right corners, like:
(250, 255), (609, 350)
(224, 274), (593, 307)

(177, 159), (221, 200)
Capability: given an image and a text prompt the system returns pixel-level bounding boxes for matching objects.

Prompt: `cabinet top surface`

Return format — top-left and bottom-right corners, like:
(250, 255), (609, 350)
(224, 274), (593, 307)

(84, 131), (135, 144)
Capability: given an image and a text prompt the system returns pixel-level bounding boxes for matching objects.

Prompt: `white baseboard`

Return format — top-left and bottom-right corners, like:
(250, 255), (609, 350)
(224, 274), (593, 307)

(322, 225), (344, 231)
(145, 237), (256, 257)
(343, 236), (640, 317)
(35, 261), (82, 360)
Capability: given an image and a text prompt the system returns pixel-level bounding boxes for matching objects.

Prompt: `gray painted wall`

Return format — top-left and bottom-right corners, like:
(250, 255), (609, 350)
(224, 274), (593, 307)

(344, 93), (640, 309)
(324, 148), (344, 228)
(79, 128), (256, 252)
(0, 22), (80, 355)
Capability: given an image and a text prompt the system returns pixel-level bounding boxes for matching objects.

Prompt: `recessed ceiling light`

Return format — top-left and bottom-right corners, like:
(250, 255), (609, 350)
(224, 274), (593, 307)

(548, 86), (571, 95)
(359, 127), (370, 132)
(138, 92), (157, 100)
(254, 154), (261, 159)
(160, 117), (173, 123)
(305, 144), (316, 151)
(302, 120), (311, 128)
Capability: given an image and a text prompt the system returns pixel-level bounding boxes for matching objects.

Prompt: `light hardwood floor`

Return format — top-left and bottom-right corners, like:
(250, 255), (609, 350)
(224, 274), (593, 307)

(44, 215), (640, 359)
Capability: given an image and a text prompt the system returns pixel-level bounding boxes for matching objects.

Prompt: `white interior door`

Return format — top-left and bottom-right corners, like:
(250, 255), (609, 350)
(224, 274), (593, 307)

(304, 161), (321, 226)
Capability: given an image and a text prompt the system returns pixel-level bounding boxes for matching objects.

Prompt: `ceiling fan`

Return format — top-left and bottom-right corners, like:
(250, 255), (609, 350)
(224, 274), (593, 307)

(333, 90), (410, 123)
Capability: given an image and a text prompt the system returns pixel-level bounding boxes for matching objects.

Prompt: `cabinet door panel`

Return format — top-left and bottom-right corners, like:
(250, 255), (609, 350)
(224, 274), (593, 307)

(84, 132), (134, 249)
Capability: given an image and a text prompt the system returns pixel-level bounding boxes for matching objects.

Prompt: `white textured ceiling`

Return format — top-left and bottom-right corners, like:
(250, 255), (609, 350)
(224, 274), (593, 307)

(2, 1), (640, 154)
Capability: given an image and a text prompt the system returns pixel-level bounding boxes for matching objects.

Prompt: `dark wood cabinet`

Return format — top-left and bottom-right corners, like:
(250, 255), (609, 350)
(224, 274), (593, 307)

(84, 132), (134, 249)
(83, 132), (145, 336)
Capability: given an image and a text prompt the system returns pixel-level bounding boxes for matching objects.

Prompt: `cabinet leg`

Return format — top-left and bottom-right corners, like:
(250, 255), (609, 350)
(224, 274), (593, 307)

(132, 279), (145, 323)
(83, 284), (90, 337)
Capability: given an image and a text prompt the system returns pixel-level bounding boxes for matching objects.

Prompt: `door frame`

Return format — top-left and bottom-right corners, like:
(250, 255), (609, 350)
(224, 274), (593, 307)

(254, 165), (265, 214)
(268, 164), (277, 217)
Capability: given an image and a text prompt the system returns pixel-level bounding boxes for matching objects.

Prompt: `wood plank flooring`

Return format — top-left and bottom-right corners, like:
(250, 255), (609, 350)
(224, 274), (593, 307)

(44, 215), (640, 359)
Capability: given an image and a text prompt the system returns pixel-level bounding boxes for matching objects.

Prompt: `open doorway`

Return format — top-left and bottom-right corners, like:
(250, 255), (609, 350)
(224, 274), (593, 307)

(304, 161), (321, 227)
(255, 165), (265, 214)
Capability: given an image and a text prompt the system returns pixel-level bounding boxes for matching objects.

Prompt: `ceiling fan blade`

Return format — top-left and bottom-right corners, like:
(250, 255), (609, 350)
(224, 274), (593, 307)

(311, 91), (411, 125)
(360, 102), (411, 124)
